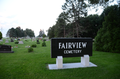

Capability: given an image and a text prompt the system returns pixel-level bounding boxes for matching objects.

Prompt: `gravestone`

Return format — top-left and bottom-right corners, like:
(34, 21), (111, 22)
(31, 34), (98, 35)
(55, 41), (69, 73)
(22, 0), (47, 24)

(19, 41), (24, 44)
(0, 45), (14, 53)
(17, 39), (20, 41)
(37, 39), (39, 43)
(0, 39), (3, 42)
(5, 39), (9, 43)
(11, 39), (14, 42)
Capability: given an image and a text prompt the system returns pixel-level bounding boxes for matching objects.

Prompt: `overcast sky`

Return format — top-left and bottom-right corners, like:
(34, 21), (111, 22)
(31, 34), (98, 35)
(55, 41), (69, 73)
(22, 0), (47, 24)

(0, 0), (118, 37)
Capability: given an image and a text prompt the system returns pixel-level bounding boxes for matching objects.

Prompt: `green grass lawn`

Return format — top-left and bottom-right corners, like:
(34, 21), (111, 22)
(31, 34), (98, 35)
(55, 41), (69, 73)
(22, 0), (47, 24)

(0, 39), (120, 79)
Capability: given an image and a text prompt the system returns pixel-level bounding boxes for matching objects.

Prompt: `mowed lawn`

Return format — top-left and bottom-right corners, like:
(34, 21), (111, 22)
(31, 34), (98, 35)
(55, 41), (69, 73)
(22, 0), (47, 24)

(0, 39), (120, 79)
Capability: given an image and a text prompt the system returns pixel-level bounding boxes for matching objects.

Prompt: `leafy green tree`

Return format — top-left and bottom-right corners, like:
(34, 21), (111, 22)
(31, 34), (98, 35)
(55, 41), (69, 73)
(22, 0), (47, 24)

(25, 28), (35, 38)
(0, 31), (2, 39)
(79, 14), (101, 38)
(94, 5), (120, 53)
(6, 27), (17, 38)
(23, 30), (27, 37)
(16, 26), (23, 37)
(6, 27), (35, 38)
(43, 34), (46, 38)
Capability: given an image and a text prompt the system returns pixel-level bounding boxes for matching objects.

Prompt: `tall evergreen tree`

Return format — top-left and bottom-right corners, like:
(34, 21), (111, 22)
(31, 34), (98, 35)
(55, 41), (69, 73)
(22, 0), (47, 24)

(94, 5), (120, 53)
(62, 0), (87, 37)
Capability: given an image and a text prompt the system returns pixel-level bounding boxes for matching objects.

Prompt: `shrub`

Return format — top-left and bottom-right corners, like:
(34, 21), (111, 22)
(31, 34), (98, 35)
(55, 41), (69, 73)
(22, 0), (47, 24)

(28, 47), (33, 52)
(31, 44), (37, 47)
(43, 39), (46, 41)
(15, 41), (19, 44)
(42, 41), (46, 47)
(25, 40), (28, 42)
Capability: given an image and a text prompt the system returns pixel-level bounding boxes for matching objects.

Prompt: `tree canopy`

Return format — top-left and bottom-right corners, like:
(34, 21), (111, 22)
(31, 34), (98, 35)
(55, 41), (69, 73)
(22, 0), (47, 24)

(94, 5), (120, 53)
(6, 27), (35, 38)
(47, 12), (102, 38)
(38, 29), (45, 37)
(0, 31), (2, 39)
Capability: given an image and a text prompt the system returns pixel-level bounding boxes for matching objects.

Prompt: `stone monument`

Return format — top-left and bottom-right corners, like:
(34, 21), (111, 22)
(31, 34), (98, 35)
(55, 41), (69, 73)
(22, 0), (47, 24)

(11, 39), (14, 42)
(0, 45), (14, 53)
(19, 41), (24, 44)
(5, 39), (9, 43)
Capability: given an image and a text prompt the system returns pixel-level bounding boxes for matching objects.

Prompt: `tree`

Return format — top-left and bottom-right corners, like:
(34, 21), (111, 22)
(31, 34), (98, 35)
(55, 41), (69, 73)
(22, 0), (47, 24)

(62, 0), (87, 37)
(43, 34), (46, 38)
(54, 13), (66, 37)
(0, 31), (2, 39)
(6, 27), (17, 38)
(38, 29), (45, 37)
(94, 5), (120, 53)
(47, 26), (55, 39)
(16, 26), (23, 38)
(25, 28), (35, 38)
(6, 27), (35, 38)
(79, 14), (101, 38)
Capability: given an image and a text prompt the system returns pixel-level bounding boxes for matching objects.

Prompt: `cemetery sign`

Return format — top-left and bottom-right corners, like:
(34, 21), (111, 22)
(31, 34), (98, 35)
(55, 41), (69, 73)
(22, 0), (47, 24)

(51, 38), (92, 58)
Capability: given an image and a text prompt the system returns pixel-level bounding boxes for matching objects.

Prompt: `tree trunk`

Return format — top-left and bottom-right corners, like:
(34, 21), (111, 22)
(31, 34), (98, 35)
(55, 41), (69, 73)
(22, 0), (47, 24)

(64, 25), (65, 37)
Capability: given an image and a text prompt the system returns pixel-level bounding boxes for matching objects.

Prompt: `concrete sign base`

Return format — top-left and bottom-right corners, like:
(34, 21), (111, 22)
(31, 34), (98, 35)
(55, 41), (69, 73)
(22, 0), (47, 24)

(56, 56), (63, 68)
(81, 55), (89, 66)
(48, 55), (97, 70)
(48, 62), (97, 70)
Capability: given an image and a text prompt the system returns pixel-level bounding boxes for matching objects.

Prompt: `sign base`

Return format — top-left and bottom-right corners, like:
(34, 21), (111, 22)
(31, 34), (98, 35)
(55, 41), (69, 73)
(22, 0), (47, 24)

(48, 62), (97, 70)
(56, 56), (63, 68)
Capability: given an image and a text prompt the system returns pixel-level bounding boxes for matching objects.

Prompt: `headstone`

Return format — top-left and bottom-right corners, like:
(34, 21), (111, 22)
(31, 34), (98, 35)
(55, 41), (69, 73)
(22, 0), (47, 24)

(17, 39), (20, 41)
(19, 41), (24, 44)
(11, 39), (14, 42)
(5, 39), (9, 43)
(0, 45), (14, 53)
(0, 39), (3, 42)
(37, 39), (39, 43)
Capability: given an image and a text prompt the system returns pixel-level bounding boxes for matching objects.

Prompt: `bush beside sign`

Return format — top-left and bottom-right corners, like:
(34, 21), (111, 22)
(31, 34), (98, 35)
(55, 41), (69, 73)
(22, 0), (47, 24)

(51, 38), (92, 58)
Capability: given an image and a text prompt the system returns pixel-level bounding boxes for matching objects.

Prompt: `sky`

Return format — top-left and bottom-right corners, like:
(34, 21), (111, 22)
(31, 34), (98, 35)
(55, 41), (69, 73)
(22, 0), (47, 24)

(0, 0), (118, 37)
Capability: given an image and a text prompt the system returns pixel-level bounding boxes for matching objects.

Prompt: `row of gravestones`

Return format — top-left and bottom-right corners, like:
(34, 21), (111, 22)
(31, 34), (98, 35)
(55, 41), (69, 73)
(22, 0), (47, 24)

(0, 38), (24, 53)
(1, 38), (49, 44)
(5, 39), (24, 44)
(0, 38), (39, 53)
(0, 38), (49, 53)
